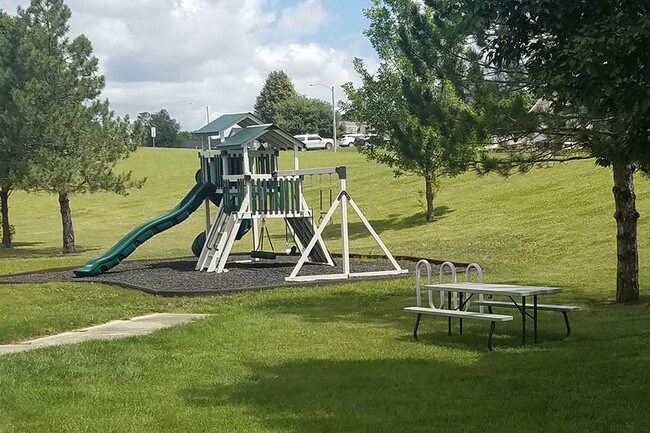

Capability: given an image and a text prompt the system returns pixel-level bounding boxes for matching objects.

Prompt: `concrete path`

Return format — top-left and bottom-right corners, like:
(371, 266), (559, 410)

(0, 313), (208, 356)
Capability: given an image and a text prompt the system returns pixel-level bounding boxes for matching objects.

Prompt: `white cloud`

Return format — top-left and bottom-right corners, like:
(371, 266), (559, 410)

(275, 0), (326, 38)
(0, 0), (376, 130)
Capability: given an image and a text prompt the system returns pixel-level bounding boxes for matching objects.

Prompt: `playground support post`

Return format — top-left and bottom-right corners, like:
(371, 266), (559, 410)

(340, 176), (350, 274)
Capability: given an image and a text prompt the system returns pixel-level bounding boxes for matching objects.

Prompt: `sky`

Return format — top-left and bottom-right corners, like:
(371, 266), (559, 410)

(0, 0), (379, 130)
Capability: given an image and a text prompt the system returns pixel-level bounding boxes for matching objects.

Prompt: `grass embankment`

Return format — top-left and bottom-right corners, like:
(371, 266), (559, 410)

(1, 147), (649, 432)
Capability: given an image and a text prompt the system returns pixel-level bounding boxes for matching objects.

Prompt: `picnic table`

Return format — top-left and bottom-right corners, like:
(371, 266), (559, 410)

(404, 261), (581, 350)
(424, 282), (562, 345)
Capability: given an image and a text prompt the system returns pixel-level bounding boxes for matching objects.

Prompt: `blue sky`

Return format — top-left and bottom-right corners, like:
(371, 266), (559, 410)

(0, 0), (380, 129)
(277, 0), (376, 57)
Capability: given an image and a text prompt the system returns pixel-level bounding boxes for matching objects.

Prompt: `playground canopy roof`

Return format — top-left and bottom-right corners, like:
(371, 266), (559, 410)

(214, 124), (305, 151)
(194, 112), (265, 136)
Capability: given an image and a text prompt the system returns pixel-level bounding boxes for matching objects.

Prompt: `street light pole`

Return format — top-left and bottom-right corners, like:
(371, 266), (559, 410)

(189, 101), (212, 236)
(190, 101), (211, 149)
(309, 82), (337, 152)
(203, 105), (210, 124)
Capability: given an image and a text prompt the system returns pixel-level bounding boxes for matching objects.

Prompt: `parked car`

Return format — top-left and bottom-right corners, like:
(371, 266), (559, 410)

(339, 133), (366, 147)
(353, 135), (372, 147)
(293, 134), (334, 150)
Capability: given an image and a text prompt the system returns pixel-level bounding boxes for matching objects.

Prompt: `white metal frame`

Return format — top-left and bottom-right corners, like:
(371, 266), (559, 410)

(285, 178), (408, 282)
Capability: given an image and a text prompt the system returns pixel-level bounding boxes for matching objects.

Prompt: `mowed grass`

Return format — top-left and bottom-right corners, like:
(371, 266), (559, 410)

(1, 147), (650, 432)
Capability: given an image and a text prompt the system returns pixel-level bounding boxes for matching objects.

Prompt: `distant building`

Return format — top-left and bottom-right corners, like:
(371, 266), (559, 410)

(340, 121), (369, 134)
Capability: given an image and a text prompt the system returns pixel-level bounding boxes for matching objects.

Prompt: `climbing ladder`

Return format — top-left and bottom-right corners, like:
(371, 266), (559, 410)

(196, 206), (242, 273)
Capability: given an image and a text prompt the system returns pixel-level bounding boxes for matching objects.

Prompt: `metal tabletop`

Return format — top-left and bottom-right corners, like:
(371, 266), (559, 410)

(425, 282), (562, 297)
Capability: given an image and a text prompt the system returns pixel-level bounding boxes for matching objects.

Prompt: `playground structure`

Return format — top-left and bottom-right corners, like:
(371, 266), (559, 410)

(74, 113), (407, 282)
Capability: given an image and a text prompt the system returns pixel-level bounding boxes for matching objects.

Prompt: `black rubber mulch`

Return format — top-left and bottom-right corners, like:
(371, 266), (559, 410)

(0, 254), (465, 296)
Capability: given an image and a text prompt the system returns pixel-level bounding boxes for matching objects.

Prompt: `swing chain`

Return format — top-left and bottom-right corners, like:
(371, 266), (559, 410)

(255, 219), (274, 252)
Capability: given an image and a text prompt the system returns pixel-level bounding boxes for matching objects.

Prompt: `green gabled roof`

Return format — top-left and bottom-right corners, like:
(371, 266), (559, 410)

(215, 124), (305, 151)
(194, 112), (264, 135)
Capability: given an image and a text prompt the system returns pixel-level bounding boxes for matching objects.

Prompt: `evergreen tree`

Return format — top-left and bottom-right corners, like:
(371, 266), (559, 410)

(15, 0), (144, 253)
(253, 70), (297, 123)
(0, 10), (28, 248)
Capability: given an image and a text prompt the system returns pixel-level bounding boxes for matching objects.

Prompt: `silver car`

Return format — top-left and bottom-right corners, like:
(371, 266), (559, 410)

(339, 133), (366, 147)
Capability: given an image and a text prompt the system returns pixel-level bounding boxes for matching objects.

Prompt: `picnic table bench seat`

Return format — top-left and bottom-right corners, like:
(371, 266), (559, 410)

(404, 306), (514, 351)
(473, 300), (581, 337)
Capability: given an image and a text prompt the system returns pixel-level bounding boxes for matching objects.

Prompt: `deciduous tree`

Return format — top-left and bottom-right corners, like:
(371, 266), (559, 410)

(344, 0), (492, 221)
(273, 95), (342, 137)
(135, 109), (181, 147)
(447, 0), (650, 302)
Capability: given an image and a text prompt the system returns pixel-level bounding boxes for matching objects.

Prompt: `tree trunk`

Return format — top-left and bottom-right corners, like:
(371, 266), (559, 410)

(59, 192), (76, 253)
(612, 163), (639, 303)
(425, 176), (435, 222)
(1, 188), (11, 248)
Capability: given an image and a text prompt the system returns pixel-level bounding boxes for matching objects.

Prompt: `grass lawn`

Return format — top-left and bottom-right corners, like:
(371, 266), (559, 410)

(1, 147), (649, 432)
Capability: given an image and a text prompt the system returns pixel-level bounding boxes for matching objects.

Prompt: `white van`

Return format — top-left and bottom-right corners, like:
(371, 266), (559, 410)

(293, 134), (334, 150)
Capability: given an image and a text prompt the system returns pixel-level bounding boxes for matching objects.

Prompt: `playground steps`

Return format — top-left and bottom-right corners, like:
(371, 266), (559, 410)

(287, 217), (331, 264)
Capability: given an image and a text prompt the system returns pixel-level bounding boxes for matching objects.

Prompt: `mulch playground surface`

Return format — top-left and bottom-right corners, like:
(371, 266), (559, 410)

(0, 254), (464, 296)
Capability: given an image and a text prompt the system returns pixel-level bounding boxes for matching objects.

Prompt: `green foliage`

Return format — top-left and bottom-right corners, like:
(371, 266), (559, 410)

(344, 0), (493, 220)
(177, 130), (198, 143)
(9, 0), (144, 253)
(0, 10), (30, 247)
(14, 0), (143, 197)
(135, 109), (182, 148)
(273, 94), (341, 137)
(455, 0), (650, 169)
(0, 10), (26, 188)
(435, 0), (648, 301)
(253, 70), (297, 123)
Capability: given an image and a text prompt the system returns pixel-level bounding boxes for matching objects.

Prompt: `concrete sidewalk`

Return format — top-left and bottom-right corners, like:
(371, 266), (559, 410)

(0, 313), (208, 356)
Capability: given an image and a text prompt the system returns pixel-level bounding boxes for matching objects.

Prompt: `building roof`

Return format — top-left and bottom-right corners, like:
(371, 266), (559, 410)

(194, 112), (264, 136)
(214, 124), (305, 151)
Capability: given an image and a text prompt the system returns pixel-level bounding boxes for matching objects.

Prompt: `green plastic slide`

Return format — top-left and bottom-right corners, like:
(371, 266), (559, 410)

(73, 182), (215, 277)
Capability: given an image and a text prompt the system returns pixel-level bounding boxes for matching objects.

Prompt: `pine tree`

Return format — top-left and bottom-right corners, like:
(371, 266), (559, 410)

(15, 0), (144, 253)
(253, 70), (297, 123)
(0, 10), (28, 248)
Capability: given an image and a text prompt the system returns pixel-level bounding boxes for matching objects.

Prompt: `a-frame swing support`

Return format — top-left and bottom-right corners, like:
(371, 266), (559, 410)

(285, 168), (408, 282)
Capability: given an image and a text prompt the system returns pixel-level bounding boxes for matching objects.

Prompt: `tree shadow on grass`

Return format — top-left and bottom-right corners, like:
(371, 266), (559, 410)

(178, 346), (609, 433)
(0, 243), (94, 260)
(323, 207), (454, 242)
(254, 287), (565, 344)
